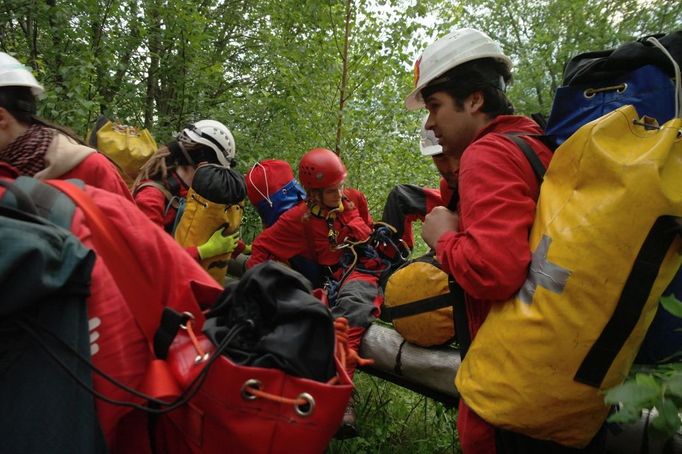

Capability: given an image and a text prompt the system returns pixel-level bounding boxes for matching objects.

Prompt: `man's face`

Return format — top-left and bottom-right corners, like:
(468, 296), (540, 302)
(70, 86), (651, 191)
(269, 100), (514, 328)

(431, 153), (459, 189)
(423, 91), (482, 160)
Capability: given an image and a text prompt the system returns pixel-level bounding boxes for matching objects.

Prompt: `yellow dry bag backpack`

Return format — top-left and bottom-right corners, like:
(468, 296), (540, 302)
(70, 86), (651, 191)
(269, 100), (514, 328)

(174, 164), (246, 284)
(383, 253), (462, 347)
(88, 115), (157, 186)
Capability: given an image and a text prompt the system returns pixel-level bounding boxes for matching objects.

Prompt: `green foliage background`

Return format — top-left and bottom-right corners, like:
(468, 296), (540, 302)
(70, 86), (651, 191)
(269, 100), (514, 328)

(3, 0), (679, 225)
(2, 0), (681, 450)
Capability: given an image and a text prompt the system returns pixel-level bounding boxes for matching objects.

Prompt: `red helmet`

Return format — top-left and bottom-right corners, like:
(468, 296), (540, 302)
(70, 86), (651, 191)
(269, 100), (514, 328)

(298, 148), (347, 189)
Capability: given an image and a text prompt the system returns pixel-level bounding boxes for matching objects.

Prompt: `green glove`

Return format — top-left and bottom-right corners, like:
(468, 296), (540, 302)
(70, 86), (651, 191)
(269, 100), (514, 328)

(197, 229), (239, 260)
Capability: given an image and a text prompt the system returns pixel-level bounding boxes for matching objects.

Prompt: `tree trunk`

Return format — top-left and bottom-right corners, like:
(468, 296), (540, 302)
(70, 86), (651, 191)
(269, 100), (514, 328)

(334, 0), (353, 157)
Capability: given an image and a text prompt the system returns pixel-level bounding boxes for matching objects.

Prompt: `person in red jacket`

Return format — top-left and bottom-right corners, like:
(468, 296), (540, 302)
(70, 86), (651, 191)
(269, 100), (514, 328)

(405, 28), (607, 453)
(381, 115), (458, 249)
(0, 161), (223, 453)
(133, 119), (240, 263)
(0, 52), (132, 200)
(247, 147), (381, 439)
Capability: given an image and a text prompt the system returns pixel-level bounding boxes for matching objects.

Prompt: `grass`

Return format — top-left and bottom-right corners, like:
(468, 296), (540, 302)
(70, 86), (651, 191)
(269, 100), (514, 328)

(327, 371), (461, 454)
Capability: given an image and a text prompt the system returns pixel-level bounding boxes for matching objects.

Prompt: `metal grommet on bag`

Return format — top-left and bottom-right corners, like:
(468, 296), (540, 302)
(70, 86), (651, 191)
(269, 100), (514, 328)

(179, 311), (195, 330)
(294, 392), (316, 417)
(241, 379), (262, 400)
(194, 352), (210, 364)
(584, 83), (628, 99)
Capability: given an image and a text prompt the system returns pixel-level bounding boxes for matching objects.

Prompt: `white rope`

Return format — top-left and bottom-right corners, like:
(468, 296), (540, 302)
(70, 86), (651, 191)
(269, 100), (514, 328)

(647, 36), (681, 119)
(248, 162), (272, 207)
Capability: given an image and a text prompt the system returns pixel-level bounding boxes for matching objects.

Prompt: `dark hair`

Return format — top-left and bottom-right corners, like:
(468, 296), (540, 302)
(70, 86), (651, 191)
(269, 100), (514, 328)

(421, 57), (514, 118)
(0, 85), (85, 144)
(166, 141), (223, 167)
(133, 141), (220, 189)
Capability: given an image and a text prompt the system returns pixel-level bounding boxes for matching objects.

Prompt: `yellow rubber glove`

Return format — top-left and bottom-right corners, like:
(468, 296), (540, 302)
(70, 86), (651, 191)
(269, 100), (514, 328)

(197, 229), (239, 260)
(242, 243), (252, 254)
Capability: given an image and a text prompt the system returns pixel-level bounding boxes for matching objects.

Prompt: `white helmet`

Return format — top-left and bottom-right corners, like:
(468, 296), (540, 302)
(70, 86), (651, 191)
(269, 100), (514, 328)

(178, 119), (236, 167)
(405, 28), (512, 111)
(0, 52), (44, 97)
(419, 115), (442, 156)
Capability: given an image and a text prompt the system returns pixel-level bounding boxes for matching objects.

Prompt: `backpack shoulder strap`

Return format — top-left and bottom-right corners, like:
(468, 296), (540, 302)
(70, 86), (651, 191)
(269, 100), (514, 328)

(0, 176), (80, 228)
(134, 180), (174, 201)
(453, 133), (547, 359)
(47, 179), (165, 343)
(504, 133), (546, 183)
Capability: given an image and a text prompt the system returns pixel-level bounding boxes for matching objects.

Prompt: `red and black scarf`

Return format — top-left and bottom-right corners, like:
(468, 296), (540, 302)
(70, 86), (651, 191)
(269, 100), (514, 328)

(0, 124), (56, 176)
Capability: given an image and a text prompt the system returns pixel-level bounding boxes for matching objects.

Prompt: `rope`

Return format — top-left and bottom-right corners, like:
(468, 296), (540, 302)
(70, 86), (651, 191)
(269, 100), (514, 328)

(15, 314), (251, 414)
(248, 162), (272, 207)
(647, 36), (681, 119)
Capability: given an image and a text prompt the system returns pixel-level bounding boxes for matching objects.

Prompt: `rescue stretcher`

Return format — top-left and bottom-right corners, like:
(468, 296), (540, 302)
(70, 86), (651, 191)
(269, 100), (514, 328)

(359, 323), (682, 454)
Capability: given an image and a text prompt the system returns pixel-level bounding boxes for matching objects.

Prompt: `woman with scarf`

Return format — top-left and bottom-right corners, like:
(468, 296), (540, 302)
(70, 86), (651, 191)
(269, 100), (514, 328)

(0, 52), (131, 200)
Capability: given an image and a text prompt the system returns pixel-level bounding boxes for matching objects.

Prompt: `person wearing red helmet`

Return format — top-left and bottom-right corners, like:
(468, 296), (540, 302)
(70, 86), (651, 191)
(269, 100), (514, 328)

(247, 147), (380, 439)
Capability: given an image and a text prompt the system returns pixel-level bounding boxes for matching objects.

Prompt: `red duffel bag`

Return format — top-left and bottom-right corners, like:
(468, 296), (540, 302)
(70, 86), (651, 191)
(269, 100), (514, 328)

(154, 262), (355, 454)
(156, 331), (353, 453)
(53, 180), (354, 454)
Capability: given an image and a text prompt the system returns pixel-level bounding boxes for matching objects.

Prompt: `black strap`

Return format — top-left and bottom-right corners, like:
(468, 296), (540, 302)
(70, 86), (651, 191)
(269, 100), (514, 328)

(446, 188), (459, 212)
(451, 134), (546, 360)
(449, 278), (470, 359)
(574, 216), (680, 387)
(88, 115), (109, 148)
(153, 308), (188, 359)
(505, 133), (546, 182)
(384, 293), (453, 320)
(393, 340), (406, 375)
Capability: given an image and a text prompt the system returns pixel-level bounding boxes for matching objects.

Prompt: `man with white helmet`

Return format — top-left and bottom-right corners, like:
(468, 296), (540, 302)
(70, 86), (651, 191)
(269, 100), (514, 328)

(407, 29), (605, 453)
(0, 52), (131, 199)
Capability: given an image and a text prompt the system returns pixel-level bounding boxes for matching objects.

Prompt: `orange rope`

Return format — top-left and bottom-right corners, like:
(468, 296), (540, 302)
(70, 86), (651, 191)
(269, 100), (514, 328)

(333, 317), (374, 371)
(184, 320), (206, 358)
(244, 386), (308, 405)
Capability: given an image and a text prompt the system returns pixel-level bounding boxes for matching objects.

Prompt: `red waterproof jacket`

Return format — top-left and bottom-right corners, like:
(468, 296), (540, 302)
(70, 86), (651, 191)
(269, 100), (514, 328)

(133, 172), (188, 230)
(433, 116), (552, 454)
(61, 153), (133, 201)
(0, 163), (222, 450)
(247, 188), (373, 269)
(435, 115), (551, 337)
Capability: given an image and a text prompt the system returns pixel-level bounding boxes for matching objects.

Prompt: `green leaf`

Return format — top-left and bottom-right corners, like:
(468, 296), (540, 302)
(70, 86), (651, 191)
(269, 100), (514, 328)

(661, 294), (682, 318)
(604, 381), (659, 407)
(664, 372), (682, 400)
(607, 406), (642, 425)
(650, 399), (682, 440)
(636, 372), (662, 389)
